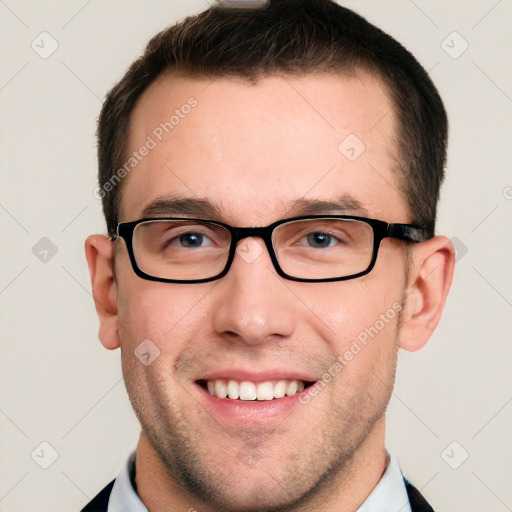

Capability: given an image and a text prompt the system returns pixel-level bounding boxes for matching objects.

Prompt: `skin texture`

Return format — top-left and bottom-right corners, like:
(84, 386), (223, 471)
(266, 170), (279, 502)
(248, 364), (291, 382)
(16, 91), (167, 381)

(85, 73), (455, 512)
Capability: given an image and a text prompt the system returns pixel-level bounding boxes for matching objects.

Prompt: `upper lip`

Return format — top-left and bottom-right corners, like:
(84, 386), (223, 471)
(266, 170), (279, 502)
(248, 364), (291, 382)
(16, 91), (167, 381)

(196, 369), (317, 383)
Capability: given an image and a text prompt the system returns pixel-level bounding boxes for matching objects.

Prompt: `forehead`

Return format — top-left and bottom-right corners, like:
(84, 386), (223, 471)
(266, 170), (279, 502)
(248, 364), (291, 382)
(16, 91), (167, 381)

(121, 72), (408, 225)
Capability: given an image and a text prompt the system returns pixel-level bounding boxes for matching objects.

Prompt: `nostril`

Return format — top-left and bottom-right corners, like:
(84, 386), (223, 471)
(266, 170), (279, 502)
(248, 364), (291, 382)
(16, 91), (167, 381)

(220, 332), (238, 343)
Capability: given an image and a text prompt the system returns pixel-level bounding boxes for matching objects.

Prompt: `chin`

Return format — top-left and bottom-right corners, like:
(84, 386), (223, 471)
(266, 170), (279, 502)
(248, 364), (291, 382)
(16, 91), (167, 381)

(195, 474), (309, 512)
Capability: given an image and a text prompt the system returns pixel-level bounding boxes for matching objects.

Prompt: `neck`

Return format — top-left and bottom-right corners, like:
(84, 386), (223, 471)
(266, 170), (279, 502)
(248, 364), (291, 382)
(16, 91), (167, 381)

(135, 418), (388, 512)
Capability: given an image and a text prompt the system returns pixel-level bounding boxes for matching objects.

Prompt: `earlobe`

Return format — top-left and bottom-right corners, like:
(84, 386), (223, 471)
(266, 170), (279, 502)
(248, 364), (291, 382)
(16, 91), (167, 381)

(399, 236), (455, 352)
(84, 234), (121, 350)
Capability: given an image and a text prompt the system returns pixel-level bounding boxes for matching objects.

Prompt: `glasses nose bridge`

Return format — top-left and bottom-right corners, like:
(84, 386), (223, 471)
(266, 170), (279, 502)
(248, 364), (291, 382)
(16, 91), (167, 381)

(231, 225), (272, 248)
(229, 226), (277, 268)
(228, 225), (277, 275)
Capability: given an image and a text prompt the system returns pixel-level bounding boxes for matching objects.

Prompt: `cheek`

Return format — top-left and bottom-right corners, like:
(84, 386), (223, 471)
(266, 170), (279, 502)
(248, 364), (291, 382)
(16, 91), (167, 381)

(292, 276), (403, 350)
(117, 274), (217, 351)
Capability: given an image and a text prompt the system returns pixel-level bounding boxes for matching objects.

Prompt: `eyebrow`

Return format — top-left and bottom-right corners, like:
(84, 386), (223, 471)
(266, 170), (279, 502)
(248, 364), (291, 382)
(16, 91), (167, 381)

(284, 195), (368, 217)
(140, 193), (368, 222)
(142, 196), (223, 219)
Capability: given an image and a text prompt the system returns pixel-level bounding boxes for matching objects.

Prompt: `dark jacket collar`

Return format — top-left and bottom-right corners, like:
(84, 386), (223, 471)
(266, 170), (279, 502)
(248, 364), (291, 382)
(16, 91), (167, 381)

(81, 477), (435, 512)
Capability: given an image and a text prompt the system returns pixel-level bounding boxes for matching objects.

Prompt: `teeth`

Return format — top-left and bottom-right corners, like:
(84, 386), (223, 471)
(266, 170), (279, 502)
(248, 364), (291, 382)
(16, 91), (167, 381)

(286, 380), (298, 396)
(256, 381), (274, 401)
(227, 379), (239, 399)
(239, 381), (257, 400)
(204, 379), (307, 401)
(214, 380), (227, 399)
(274, 380), (287, 398)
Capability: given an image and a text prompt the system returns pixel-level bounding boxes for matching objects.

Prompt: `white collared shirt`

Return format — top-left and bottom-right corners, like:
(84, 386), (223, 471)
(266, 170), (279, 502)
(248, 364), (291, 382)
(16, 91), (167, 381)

(107, 449), (412, 512)
(107, 451), (147, 512)
(356, 452), (412, 512)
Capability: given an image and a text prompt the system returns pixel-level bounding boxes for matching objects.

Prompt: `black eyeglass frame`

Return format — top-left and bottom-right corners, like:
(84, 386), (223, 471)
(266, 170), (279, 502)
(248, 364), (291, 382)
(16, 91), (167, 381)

(112, 215), (430, 284)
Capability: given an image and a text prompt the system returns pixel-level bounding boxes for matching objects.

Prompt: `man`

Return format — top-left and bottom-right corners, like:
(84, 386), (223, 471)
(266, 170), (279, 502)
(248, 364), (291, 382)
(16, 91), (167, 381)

(83, 0), (455, 510)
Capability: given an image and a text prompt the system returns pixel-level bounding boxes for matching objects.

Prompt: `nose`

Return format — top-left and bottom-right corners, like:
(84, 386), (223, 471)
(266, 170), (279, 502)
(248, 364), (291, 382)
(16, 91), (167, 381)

(211, 236), (296, 346)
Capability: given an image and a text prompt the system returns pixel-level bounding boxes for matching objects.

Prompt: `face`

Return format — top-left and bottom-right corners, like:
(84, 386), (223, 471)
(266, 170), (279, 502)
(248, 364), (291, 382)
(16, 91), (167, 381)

(115, 72), (411, 510)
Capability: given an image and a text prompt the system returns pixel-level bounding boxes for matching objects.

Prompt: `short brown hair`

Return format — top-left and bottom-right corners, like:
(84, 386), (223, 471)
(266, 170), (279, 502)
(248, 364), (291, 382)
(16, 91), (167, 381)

(97, 0), (447, 238)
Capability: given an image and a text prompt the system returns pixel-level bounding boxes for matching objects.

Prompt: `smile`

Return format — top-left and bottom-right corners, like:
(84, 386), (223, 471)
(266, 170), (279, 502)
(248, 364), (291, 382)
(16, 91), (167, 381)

(198, 379), (314, 401)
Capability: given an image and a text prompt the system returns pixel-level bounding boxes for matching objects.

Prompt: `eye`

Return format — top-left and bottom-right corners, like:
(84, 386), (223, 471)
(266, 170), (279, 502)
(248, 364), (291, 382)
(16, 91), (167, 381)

(179, 232), (204, 247)
(305, 232), (338, 248)
(163, 229), (215, 249)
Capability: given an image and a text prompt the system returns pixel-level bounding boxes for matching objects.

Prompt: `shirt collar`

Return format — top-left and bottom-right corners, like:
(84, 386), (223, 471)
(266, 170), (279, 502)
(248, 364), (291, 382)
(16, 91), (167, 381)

(108, 449), (411, 512)
(108, 450), (148, 512)
(356, 452), (412, 512)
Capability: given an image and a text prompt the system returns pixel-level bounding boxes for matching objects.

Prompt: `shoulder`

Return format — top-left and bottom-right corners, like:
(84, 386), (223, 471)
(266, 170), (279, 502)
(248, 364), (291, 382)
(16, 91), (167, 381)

(404, 478), (435, 512)
(80, 479), (116, 512)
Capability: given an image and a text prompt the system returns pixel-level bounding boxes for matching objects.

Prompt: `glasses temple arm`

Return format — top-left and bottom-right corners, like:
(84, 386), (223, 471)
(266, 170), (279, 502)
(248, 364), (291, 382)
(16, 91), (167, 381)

(387, 223), (431, 243)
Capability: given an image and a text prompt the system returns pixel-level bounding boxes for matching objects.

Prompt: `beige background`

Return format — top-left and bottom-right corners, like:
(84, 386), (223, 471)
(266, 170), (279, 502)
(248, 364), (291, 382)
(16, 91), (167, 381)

(1, 1), (511, 511)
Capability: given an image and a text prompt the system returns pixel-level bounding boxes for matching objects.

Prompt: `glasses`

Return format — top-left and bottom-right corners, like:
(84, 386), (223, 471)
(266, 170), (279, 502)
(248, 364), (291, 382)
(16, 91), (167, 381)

(112, 215), (429, 284)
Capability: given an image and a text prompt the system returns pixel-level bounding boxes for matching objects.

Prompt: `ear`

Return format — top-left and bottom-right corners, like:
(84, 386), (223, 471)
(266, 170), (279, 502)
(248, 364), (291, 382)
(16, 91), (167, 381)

(84, 234), (120, 350)
(399, 236), (455, 352)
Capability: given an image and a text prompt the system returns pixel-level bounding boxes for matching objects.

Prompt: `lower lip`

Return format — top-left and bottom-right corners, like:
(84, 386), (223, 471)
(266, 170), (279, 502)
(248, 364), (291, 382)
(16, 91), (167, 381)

(194, 382), (308, 423)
